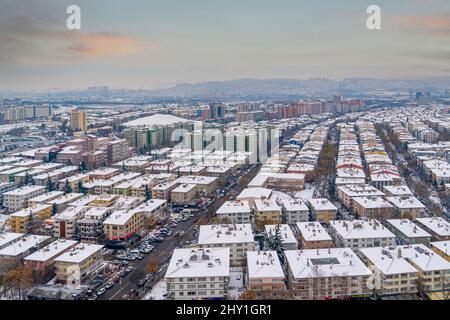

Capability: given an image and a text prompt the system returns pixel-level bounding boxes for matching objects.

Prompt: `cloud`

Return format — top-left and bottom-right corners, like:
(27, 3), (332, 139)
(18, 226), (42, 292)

(393, 15), (450, 36)
(66, 32), (144, 57)
(0, 1), (145, 63)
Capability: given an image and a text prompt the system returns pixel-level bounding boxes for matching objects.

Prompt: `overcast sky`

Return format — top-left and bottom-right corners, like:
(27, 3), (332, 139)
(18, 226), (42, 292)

(1, 0), (449, 91)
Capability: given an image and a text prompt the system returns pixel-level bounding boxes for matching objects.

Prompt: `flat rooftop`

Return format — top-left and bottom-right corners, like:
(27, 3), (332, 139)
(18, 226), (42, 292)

(265, 224), (298, 245)
(415, 217), (450, 237)
(198, 224), (254, 245)
(165, 247), (230, 279)
(24, 239), (78, 262)
(54, 243), (104, 264)
(247, 251), (284, 279)
(0, 235), (50, 257)
(285, 248), (372, 279)
(216, 200), (251, 215)
(387, 219), (431, 239)
(296, 222), (332, 242)
(330, 219), (396, 240)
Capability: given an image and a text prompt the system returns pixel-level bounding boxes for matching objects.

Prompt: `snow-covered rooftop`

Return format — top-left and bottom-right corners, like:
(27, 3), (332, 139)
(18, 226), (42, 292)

(265, 224), (298, 246)
(198, 224), (254, 245)
(0, 235), (50, 257)
(54, 243), (104, 264)
(360, 247), (419, 275)
(285, 248), (372, 279)
(282, 198), (309, 212)
(387, 219), (431, 239)
(415, 217), (450, 237)
(24, 239), (78, 262)
(216, 200), (251, 215)
(165, 247), (230, 279)
(0, 232), (24, 249)
(330, 219), (395, 240)
(430, 240), (450, 257)
(124, 114), (193, 128)
(308, 198), (337, 211)
(247, 251), (284, 279)
(296, 222), (332, 242)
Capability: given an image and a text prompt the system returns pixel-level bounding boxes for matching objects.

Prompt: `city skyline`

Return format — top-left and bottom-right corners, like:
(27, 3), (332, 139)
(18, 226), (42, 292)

(1, 0), (450, 91)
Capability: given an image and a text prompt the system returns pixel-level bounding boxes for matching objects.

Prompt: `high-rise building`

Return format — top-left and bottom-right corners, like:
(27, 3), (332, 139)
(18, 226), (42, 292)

(69, 109), (87, 131)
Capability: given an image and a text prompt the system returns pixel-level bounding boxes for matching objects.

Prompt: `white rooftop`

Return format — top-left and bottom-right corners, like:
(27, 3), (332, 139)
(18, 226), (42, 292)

(386, 196), (426, 209)
(216, 200), (251, 215)
(237, 187), (272, 200)
(285, 248), (372, 279)
(359, 247), (419, 275)
(352, 196), (394, 209)
(0, 235), (50, 257)
(415, 217), (450, 237)
(103, 210), (135, 226)
(296, 222), (332, 242)
(54, 243), (104, 264)
(198, 224), (254, 245)
(4, 185), (45, 196)
(330, 219), (396, 240)
(124, 114), (193, 128)
(265, 224), (298, 245)
(165, 247), (230, 279)
(254, 198), (281, 212)
(430, 240), (450, 256)
(383, 185), (413, 196)
(24, 239), (78, 262)
(282, 198), (309, 212)
(393, 244), (450, 272)
(247, 251), (284, 279)
(0, 232), (24, 249)
(308, 198), (337, 211)
(387, 219), (431, 239)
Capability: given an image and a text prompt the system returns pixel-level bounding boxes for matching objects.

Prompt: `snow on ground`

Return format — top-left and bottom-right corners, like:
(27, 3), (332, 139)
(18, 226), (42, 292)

(227, 267), (244, 300)
(143, 280), (168, 300)
(294, 183), (315, 200)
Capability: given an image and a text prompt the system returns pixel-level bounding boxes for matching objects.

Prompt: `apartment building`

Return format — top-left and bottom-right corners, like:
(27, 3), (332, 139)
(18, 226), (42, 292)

(430, 241), (450, 262)
(265, 224), (298, 250)
(392, 244), (450, 293)
(285, 248), (372, 300)
(129, 199), (168, 224)
(307, 198), (338, 223)
(165, 247), (230, 300)
(330, 219), (396, 250)
(248, 172), (305, 191)
(415, 217), (450, 241)
(3, 185), (46, 212)
(103, 210), (144, 241)
(28, 191), (65, 207)
(282, 199), (310, 223)
(296, 222), (333, 249)
(197, 224), (255, 267)
(216, 200), (252, 224)
(54, 243), (104, 285)
(151, 180), (179, 200)
(254, 199), (282, 225)
(386, 219), (432, 245)
(9, 204), (53, 233)
(337, 184), (385, 209)
(76, 207), (112, 243)
(246, 251), (286, 299)
(0, 232), (24, 250)
(352, 196), (395, 219)
(53, 206), (90, 239)
(171, 184), (197, 205)
(0, 235), (51, 260)
(359, 247), (419, 296)
(383, 185), (413, 197)
(386, 196), (426, 219)
(24, 239), (78, 275)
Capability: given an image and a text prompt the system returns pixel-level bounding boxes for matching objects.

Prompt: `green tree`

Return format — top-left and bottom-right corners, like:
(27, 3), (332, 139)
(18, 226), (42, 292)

(52, 203), (58, 215)
(77, 180), (86, 194)
(63, 180), (72, 194)
(144, 185), (151, 201)
(46, 177), (55, 192)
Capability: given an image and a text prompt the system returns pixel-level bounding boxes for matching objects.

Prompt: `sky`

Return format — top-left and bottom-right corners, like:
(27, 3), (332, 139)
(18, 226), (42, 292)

(0, 0), (449, 91)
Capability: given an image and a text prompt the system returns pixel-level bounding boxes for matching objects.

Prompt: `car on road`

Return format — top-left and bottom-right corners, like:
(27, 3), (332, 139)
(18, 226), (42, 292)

(126, 266), (134, 273)
(88, 294), (98, 300)
(96, 287), (106, 296)
(105, 281), (114, 289)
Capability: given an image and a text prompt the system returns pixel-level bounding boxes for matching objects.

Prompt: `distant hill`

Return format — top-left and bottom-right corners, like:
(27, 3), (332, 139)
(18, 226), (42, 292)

(145, 77), (450, 99)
